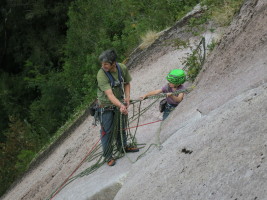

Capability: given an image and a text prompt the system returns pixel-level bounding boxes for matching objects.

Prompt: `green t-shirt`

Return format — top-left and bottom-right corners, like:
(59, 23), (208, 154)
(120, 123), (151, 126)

(97, 63), (132, 106)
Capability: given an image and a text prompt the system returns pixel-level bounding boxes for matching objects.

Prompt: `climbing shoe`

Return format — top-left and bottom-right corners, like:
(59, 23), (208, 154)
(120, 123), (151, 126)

(124, 146), (140, 153)
(107, 157), (116, 166)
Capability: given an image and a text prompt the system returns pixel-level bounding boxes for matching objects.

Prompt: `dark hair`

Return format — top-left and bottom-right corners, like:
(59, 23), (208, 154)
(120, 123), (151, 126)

(99, 49), (117, 64)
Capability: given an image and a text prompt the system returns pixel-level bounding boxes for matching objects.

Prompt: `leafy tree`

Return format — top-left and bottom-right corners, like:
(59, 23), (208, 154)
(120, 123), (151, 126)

(0, 116), (42, 196)
(0, 0), (72, 196)
(28, 72), (72, 135)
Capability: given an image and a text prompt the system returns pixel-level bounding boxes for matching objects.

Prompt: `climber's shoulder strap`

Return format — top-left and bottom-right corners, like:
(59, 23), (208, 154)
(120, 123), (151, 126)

(116, 63), (123, 83)
(102, 63), (123, 88)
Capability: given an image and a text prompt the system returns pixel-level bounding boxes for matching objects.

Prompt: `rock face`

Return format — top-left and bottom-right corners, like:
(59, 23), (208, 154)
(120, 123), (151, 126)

(114, 0), (267, 199)
(1, 0), (267, 200)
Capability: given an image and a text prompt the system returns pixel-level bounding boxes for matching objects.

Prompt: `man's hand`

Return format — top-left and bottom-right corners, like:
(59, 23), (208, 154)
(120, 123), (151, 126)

(105, 89), (129, 114)
(120, 103), (128, 115)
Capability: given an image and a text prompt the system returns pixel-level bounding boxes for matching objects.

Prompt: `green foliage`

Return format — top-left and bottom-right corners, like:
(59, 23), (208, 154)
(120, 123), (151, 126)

(182, 37), (206, 82)
(207, 39), (217, 51)
(183, 51), (202, 81)
(29, 73), (72, 135)
(15, 150), (35, 173)
(170, 38), (189, 49)
(0, 116), (43, 196)
(187, 12), (210, 36)
(0, 0), (72, 196)
(0, 72), (37, 120)
(0, 104), (8, 142)
(201, 0), (244, 26)
(186, 0), (243, 35)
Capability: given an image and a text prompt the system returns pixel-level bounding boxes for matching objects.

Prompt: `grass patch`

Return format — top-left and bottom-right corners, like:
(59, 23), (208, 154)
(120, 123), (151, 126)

(139, 30), (162, 50)
(210, 0), (244, 26)
(207, 38), (217, 51)
(187, 12), (210, 36)
(200, 0), (244, 26)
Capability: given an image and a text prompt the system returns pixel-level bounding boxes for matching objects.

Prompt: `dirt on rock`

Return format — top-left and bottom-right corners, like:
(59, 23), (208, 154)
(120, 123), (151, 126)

(1, 0), (267, 200)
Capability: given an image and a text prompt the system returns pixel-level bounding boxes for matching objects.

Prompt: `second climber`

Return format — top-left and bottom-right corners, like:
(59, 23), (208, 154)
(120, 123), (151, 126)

(140, 69), (186, 120)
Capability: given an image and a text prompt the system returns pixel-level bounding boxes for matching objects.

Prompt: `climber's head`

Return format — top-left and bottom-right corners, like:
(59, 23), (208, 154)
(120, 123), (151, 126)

(166, 69), (186, 86)
(99, 49), (117, 64)
(99, 49), (117, 72)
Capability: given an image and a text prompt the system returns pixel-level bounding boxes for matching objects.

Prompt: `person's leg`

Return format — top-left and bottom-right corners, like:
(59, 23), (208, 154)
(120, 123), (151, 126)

(162, 104), (176, 120)
(99, 109), (114, 160)
(116, 114), (127, 152)
(163, 107), (171, 120)
(117, 114), (139, 153)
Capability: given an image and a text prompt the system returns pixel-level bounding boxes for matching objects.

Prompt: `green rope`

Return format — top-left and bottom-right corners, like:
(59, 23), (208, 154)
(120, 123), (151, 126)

(145, 86), (195, 100)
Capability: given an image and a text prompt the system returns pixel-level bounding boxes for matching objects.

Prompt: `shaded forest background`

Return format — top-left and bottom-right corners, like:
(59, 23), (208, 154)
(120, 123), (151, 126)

(0, 0), (242, 196)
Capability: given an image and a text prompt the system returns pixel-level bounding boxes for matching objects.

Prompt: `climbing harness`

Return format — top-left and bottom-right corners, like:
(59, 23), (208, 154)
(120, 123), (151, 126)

(159, 84), (172, 113)
(102, 62), (124, 89)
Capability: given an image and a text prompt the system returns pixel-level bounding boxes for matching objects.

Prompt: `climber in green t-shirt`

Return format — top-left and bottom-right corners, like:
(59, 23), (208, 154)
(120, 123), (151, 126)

(96, 49), (139, 166)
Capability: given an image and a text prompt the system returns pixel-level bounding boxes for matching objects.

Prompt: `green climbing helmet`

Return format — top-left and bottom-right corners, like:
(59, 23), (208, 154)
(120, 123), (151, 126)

(166, 69), (186, 85)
